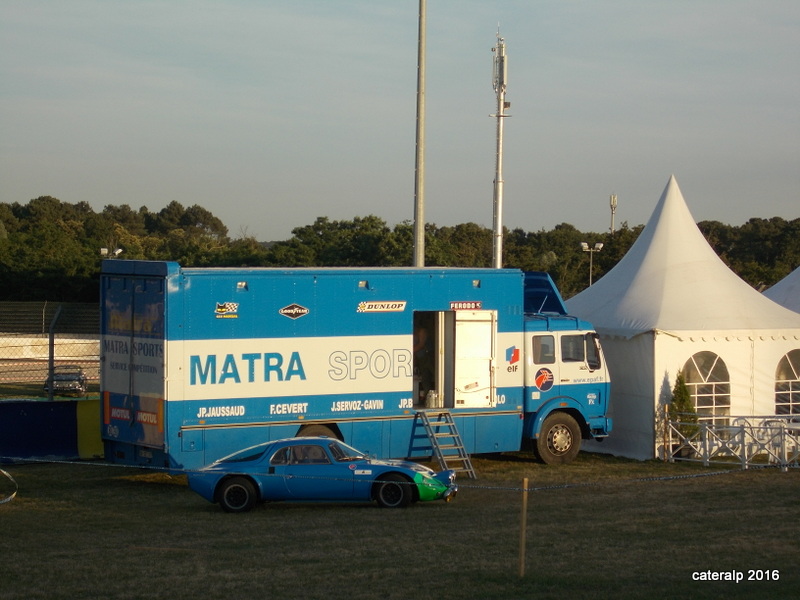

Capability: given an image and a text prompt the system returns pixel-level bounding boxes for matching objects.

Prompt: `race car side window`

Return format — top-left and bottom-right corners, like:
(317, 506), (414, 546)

(305, 445), (330, 464)
(270, 447), (290, 465)
(329, 442), (346, 461)
(289, 445), (331, 464)
(329, 441), (366, 462)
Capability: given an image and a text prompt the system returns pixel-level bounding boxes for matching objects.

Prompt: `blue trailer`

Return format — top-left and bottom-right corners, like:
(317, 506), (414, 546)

(100, 261), (611, 471)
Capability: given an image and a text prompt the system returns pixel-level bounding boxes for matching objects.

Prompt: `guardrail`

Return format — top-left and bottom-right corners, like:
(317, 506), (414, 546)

(664, 415), (800, 471)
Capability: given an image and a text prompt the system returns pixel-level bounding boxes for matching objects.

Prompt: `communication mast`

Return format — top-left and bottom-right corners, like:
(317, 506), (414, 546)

(491, 31), (510, 268)
(609, 194), (618, 235)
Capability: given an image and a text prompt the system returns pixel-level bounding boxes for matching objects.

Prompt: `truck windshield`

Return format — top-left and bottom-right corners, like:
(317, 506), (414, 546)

(586, 333), (602, 371)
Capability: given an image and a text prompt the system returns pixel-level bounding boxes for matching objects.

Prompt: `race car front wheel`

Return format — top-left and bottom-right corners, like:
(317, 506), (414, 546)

(374, 474), (412, 508)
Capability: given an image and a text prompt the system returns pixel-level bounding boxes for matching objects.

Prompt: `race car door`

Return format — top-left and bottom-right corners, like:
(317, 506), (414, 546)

(269, 443), (355, 500)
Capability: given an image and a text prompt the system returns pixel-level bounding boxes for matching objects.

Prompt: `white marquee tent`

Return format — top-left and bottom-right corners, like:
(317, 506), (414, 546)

(565, 175), (800, 459)
(764, 266), (800, 314)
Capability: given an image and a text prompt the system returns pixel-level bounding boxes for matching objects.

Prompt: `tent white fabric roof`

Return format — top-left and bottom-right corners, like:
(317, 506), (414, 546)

(764, 266), (800, 313)
(566, 175), (800, 336)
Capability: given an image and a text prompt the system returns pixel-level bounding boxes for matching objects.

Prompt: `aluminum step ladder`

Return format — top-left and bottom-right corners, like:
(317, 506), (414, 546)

(416, 410), (476, 479)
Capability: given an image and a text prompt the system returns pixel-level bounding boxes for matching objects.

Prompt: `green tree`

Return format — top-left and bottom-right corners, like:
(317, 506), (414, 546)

(0, 192), (794, 303)
(0, 203), (19, 236)
(180, 204), (229, 240)
(146, 200), (186, 234)
(383, 221), (414, 266)
(536, 223), (588, 298)
(668, 370), (698, 438)
(102, 204), (148, 237)
(275, 215), (393, 266)
(428, 223), (492, 267)
(215, 236), (270, 267)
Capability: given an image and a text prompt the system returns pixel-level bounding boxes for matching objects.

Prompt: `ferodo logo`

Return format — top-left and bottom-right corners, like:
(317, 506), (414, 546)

(357, 301), (407, 313)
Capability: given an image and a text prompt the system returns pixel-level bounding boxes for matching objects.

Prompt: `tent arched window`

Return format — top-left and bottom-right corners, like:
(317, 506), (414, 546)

(775, 349), (800, 415)
(682, 351), (731, 426)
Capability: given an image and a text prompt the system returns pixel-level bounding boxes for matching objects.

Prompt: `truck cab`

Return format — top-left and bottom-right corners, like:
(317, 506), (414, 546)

(520, 273), (612, 463)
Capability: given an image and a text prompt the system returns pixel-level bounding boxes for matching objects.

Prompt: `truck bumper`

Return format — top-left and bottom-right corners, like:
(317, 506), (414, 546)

(588, 416), (612, 437)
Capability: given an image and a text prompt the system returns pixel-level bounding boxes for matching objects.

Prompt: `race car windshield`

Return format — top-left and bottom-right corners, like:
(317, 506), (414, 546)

(329, 441), (366, 462)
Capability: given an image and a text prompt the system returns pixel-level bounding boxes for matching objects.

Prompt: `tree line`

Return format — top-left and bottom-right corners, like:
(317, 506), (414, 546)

(0, 196), (797, 302)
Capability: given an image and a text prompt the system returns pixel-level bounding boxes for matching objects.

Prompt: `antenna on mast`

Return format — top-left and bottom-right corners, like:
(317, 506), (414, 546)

(609, 193), (618, 235)
(491, 29), (510, 268)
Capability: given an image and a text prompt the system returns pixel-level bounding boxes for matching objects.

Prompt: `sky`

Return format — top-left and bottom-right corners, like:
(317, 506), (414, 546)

(1, 1), (798, 242)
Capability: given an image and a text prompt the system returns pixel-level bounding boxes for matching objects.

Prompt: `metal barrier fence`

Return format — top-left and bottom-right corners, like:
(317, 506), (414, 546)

(0, 302), (99, 399)
(665, 415), (800, 471)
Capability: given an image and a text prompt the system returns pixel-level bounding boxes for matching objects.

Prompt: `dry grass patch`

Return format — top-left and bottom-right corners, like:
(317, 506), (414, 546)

(1, 454), (798, 600)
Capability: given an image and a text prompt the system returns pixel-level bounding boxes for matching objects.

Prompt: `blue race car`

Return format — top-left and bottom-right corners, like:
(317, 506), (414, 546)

(187, 437), (458, 513)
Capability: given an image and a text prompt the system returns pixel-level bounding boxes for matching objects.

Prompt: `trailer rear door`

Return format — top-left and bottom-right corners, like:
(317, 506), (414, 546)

(101, 272), (167, 450)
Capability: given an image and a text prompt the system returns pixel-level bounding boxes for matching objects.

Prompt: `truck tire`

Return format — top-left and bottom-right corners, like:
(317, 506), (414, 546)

(297, 424), (338, 439)
(535, 412), (581, 465)
(374, 473), (412, 508)
(217, 476), (258, 513)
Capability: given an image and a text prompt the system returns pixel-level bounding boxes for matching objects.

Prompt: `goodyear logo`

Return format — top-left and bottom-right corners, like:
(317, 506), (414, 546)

(279, 304), (310, 319)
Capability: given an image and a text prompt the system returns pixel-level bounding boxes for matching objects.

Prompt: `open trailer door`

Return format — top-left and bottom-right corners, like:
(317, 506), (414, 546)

(452, 310), (496, 408)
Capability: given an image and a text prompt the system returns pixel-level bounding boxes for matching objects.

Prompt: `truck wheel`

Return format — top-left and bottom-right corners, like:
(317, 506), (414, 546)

(535, 412), (581, 465)
(217, 477), (257, 513)
(374, 473), (412, 508)
(297, 424), (337, 439)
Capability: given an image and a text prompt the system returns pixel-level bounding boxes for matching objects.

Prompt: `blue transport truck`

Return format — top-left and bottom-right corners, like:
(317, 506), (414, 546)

(100, 261), (611, 471)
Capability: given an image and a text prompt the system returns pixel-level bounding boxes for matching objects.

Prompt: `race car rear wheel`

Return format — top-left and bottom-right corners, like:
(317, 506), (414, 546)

(217, 476), (257, 513)
(374, 473), (412, 508)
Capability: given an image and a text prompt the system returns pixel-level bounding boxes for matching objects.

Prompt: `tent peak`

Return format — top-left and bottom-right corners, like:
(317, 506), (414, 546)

(566, 175), (800, 333)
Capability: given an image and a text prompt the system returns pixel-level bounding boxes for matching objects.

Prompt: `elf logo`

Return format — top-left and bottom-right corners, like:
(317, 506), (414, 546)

(506, 346), (520, 372)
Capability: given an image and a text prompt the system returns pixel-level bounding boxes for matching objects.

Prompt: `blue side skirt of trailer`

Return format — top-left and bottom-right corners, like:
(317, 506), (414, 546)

(104, 411), (525, 472)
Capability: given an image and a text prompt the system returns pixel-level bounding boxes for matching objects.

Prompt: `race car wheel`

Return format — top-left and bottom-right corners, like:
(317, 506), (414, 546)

(217, 476), (257, 513)
(374, 473), (412, 508)
(535, 412), (581, 465)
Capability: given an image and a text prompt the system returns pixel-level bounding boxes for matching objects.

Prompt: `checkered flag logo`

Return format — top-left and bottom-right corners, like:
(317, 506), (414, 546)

(215, 302), (239, 314)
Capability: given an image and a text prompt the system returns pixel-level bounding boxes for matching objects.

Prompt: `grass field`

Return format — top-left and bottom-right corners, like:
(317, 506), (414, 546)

(1, 452), (798, 600)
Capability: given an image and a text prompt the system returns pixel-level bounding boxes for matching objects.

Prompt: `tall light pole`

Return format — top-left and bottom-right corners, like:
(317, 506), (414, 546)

(412, 0), (427, 267)
(581, 242), (603, 286)
(491, 32), (509, 268)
